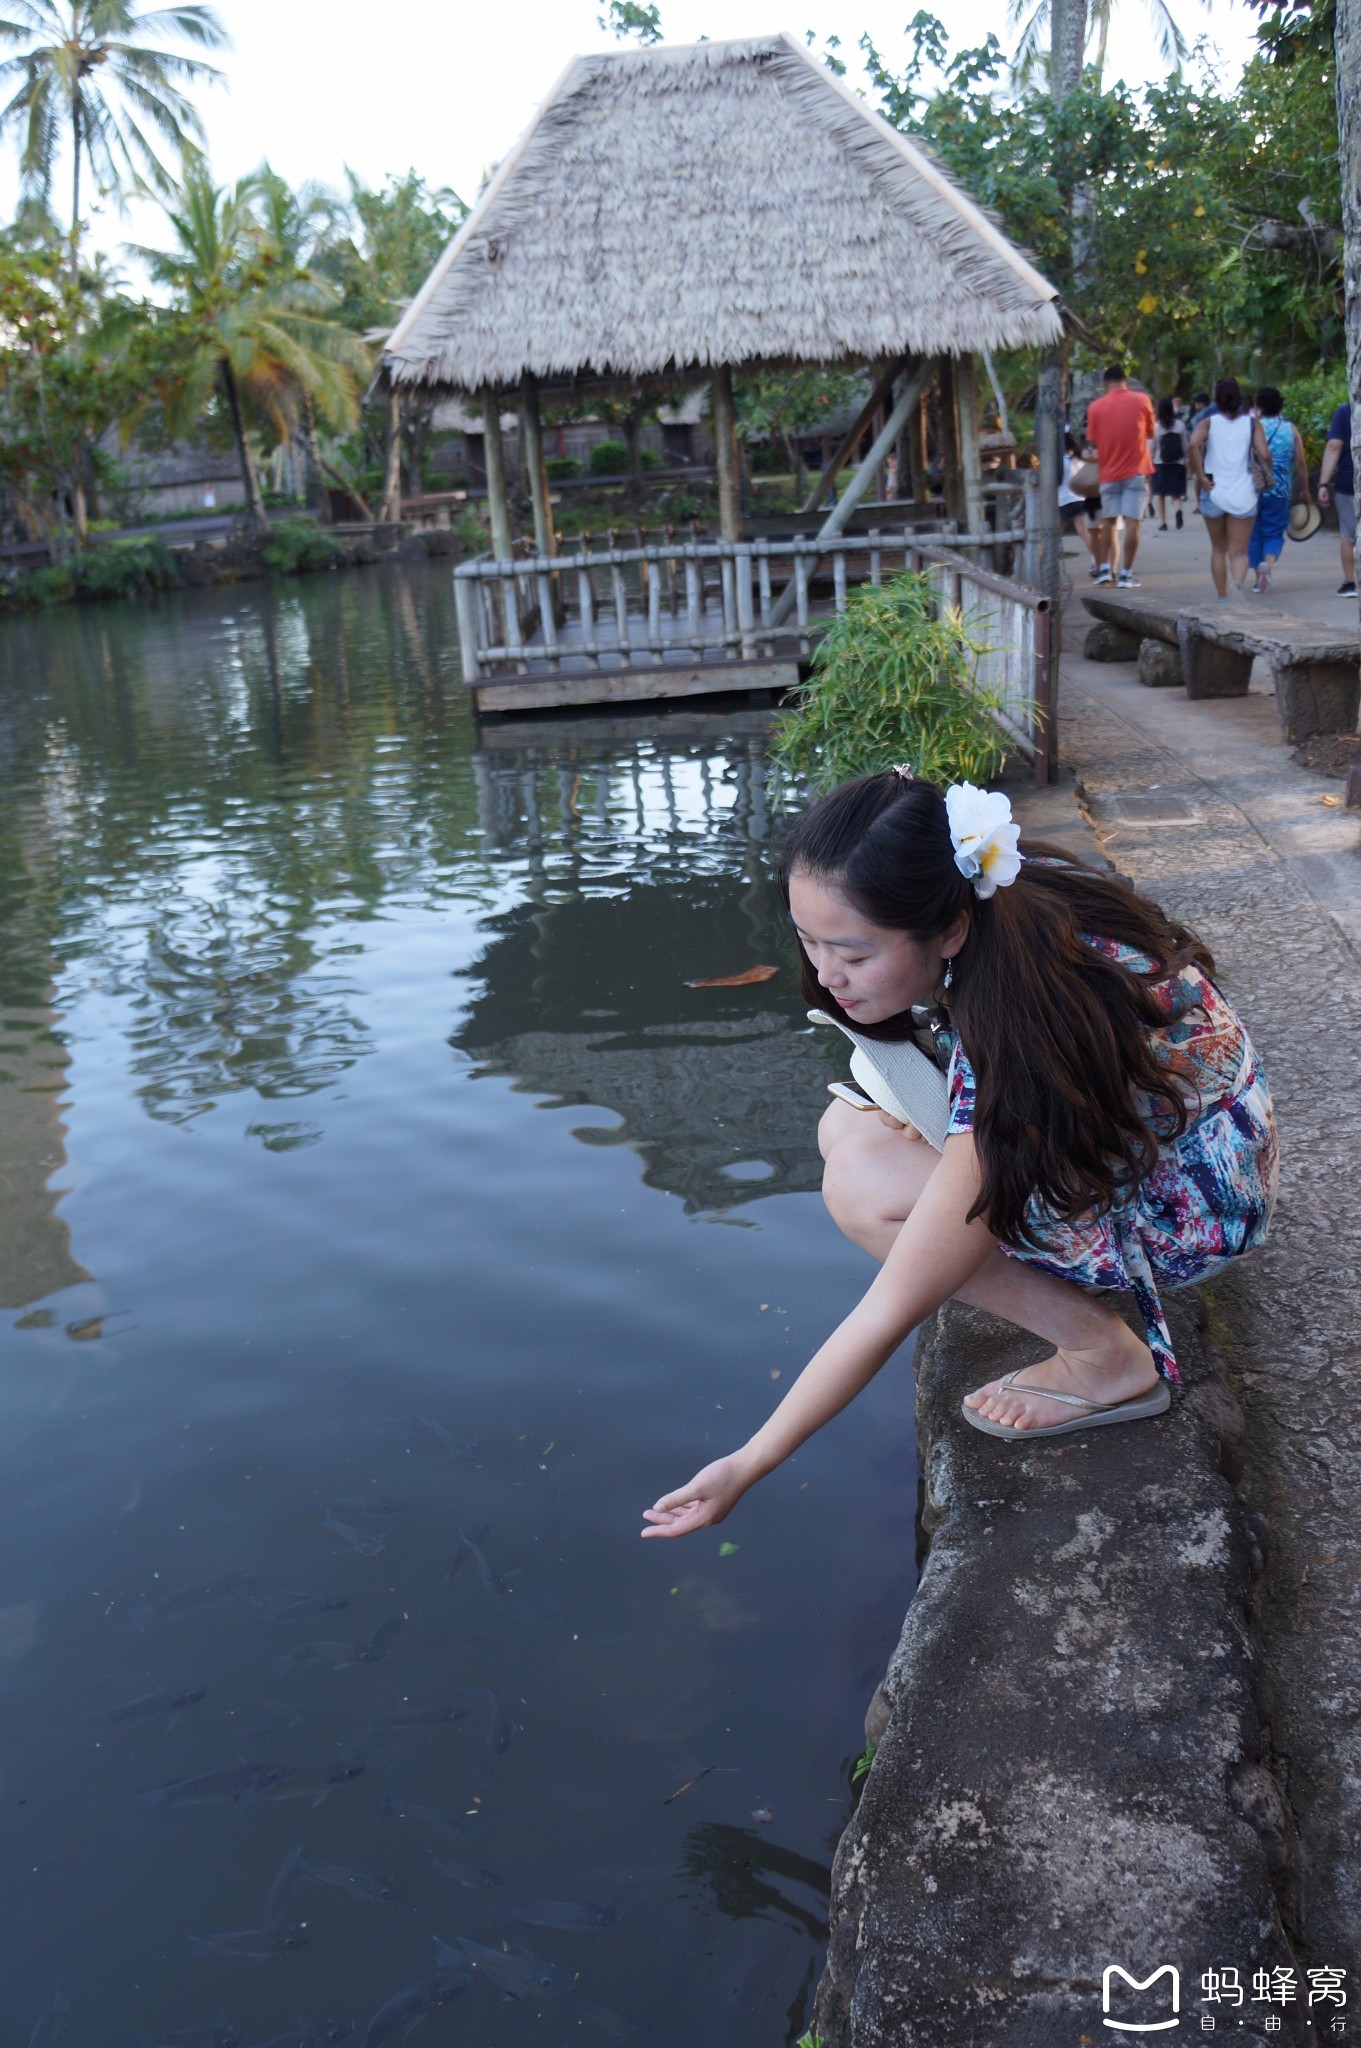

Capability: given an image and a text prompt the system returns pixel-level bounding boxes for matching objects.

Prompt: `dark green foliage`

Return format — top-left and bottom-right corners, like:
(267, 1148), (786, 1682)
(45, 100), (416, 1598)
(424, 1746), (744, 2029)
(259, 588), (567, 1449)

(5, 538), (178, 609)
(258, 519), (343, 575)
(638, 446), (664, 470)
(589, 439), (631, 475)
(544, 455), (583, 481)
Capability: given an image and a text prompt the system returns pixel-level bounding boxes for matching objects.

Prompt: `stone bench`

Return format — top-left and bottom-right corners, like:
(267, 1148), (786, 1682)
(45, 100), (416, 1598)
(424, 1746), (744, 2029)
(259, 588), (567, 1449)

(1082, 592), (1360, 743)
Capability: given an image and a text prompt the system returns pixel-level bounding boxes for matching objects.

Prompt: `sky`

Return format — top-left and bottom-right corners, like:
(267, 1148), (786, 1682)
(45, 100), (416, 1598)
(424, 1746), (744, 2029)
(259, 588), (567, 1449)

(0, 0), (1259, 276)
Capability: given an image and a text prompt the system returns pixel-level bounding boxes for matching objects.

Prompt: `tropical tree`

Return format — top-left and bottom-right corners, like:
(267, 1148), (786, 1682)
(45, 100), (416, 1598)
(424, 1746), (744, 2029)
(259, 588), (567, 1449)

(1007, 0), (1209, 88)
(134, 157), (370, 532)
(0, 2), (227, 277)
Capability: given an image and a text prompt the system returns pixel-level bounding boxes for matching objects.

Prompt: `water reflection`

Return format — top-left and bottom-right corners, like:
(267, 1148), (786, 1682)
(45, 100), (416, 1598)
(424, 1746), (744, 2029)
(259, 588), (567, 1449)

(0, 563), (915, 2048)
(457, 730), (830, 1212)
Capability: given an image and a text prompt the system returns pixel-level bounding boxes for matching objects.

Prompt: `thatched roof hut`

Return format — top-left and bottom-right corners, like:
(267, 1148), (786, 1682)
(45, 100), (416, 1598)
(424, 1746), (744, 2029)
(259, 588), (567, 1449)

(384, 32), (1059, 396)
(382, 33), (1062, 545)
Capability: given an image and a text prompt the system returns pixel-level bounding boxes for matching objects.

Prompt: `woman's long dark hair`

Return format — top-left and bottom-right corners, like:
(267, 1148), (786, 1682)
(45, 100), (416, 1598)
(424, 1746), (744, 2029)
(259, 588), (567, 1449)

(778, 772), (1216, 1247)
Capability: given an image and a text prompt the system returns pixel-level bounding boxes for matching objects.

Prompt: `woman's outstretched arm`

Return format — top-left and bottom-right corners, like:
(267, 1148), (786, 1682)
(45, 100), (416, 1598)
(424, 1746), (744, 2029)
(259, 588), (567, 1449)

(640, 1133), (997, 1539)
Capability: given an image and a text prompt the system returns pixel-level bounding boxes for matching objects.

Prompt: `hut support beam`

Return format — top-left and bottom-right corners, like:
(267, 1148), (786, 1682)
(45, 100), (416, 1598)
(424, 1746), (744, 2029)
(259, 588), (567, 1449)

(956, 352), (985, 536)
(938, 358), (964, 524)
(482, 389), (514, 562)
(799, 356), (907, 516)
(521, 376), (556, 559)
(380, 383), (402, 522)
(769, 360), (930, 628)
(711, 366), (743, 541)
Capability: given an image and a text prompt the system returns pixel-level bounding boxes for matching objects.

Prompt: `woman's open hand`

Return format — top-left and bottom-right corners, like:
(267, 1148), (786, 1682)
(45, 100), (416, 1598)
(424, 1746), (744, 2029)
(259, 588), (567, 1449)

(641, 1453), (754, 1539)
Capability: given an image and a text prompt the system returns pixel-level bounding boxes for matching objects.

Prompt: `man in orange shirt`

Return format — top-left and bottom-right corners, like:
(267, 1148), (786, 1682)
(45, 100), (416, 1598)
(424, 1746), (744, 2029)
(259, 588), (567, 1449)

(1084, 365), (1157, 588)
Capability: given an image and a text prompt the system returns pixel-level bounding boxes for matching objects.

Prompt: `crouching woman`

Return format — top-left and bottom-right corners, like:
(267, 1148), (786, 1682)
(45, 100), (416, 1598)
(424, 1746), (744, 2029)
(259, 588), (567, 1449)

(643, 770), (1277, 1540)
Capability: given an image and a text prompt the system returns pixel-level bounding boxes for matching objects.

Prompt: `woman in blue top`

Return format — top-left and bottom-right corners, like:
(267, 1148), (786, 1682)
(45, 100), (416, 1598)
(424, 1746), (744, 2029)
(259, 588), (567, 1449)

(643, 770), (1277, 1540)
(1249, 387), (1310, 595)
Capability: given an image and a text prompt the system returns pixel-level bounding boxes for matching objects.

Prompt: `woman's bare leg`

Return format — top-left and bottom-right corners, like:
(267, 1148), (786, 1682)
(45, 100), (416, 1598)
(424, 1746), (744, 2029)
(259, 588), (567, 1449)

(1202, 511), (1229, 596)
(819, 1102), (1158, 1430)
(1227, 512), (1255, 591)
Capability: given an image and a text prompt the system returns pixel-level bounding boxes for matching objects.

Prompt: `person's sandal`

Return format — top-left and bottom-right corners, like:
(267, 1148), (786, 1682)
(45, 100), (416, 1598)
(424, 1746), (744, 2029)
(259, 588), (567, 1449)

(961, 1370), (1171, 1439)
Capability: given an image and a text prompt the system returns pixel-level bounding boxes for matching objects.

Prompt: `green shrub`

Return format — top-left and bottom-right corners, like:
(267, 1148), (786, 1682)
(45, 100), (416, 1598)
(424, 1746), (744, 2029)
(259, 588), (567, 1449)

(454, 509), (491, 553)
(259, 518), (343, 575)
(10, 563), (76, 607)
(638, 446), (664, 470)
(544, 455), (582, 481)
(774, 570), (1022, 789)
(589, 438), (630, 475)
(1278, 364), (1351, 466)
(77, 538), (177, 599)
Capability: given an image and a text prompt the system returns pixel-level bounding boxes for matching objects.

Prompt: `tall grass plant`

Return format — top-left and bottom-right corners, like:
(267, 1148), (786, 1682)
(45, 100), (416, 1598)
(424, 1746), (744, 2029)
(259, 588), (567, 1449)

(774, 570), (1022, 790)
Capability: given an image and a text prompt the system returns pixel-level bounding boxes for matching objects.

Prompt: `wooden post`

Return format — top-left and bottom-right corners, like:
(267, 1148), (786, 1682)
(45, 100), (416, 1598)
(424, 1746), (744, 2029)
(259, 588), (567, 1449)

(380, 381), (402, 522)
(711, 365), (744, 541)
(481, 388), (514, 562)
(800, 357), (907, 516)
(938, 358), (964, 524)
(520, 376), (556, 560)
(910, 391), (930, 505)
(956, 353), (985, 537)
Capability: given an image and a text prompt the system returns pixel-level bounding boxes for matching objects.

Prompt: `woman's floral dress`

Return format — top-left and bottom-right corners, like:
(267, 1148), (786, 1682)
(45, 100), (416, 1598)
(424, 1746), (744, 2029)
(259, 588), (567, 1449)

(938, 937), (1278, 1384)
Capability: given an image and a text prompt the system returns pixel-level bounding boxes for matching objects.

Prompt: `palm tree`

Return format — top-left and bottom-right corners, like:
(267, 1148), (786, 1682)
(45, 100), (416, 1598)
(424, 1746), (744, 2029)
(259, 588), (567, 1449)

(0, 2), (227, 277)
(1010, 0), (1207, 88)
(134, 158), (371, 533)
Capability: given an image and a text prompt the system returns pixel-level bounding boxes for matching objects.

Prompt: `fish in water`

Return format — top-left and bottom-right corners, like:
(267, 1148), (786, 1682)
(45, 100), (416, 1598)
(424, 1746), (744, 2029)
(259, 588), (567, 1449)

(378, 1793), (465, 1842)
(92, 1686), (207, 1726)
(493, 1898), (621, 1932)
(188, 1927), (308, 1959)
(448, 1526), (513, 1597)
(332, 1614), (405, 1669)
(137, 1762), (297, 1811)
(352, 1704), (467, 1753)
(253, 1761), (366, 1807)
(429, 1851), (500, 1889)
(131, 1573), (259, 1630)
(271, 1639), (352, 1677)
(246, 2026), (352, 2048)
(360, 1971), (469, 2048)
(319, 1510), (385, 1558)
(433, 1935), (573, 1998)
(328, 1496), (403, 1519)
(451, 1685), (513, 1755)
(298, 1852), (400, 1906)
(28, 1987), (71, 2048)
(250, 1589), (350, 1624)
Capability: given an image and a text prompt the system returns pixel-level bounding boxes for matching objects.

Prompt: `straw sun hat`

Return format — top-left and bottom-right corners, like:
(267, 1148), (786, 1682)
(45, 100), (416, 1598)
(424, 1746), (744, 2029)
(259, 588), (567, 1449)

(1288, 500), (1322, 542)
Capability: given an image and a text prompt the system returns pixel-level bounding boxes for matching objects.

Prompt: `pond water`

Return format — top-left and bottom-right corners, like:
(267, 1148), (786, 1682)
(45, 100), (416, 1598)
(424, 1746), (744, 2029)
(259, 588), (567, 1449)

(0, 560), (918, 2048)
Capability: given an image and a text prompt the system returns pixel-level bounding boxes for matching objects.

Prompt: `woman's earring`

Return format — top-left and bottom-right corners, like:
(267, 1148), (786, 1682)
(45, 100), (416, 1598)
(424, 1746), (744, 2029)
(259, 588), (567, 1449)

(942, 955), (954, 995)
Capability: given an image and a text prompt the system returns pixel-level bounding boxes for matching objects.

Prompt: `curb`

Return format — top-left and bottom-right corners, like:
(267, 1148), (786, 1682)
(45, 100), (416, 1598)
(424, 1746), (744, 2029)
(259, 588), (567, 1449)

(810, 1295), (1307, 2045)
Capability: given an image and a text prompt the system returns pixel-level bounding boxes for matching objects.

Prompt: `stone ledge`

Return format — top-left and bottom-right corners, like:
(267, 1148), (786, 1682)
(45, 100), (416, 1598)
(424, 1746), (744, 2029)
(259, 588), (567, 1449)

(812, 1297), (1306, 2047)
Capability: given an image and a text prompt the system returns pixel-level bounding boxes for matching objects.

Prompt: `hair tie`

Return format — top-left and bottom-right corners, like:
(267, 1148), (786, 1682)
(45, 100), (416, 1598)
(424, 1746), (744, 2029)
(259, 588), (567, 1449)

(945, 782), (1022, 899)
(890, 763), (915, 781)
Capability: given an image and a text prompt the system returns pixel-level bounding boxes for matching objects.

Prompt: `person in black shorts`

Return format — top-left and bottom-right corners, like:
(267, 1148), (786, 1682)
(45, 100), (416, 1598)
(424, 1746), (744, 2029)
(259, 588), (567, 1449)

(1150, 398), (1188, 530)
(1059, 434), (1102, 576)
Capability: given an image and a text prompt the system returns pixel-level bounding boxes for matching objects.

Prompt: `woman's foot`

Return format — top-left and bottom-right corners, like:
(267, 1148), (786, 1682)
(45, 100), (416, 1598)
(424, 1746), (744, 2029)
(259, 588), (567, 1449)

(962, 1327), (1160, 1431)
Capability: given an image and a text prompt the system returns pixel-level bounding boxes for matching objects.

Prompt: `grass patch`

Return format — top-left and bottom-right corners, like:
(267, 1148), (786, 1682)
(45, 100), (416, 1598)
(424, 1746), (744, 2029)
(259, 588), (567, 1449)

(259, 519), (343, 575)
(774, 569), (1025, 789)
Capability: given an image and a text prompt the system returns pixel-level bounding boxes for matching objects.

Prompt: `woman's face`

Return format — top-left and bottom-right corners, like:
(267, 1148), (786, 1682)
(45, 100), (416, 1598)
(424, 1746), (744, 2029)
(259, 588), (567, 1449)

(788, 868), (945, 1025)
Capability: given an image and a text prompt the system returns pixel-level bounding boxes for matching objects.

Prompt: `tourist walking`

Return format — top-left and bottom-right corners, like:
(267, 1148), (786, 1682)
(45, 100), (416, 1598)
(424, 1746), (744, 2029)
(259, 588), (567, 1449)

(1150, 398), (1188, 530)
(1248, 388), (1309, 595)
(1317, 400), (1355, 596)
(1060, 433), (1102, 578)
(1084, 365), (1156, 587)
(642, 770), (1278, 1534)
(1188, 378), (1274, 601)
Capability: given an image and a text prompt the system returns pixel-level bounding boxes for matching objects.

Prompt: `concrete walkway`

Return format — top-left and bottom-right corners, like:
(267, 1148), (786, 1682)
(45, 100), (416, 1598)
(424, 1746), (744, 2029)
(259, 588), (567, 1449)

(1055, 532), (1361, 1978)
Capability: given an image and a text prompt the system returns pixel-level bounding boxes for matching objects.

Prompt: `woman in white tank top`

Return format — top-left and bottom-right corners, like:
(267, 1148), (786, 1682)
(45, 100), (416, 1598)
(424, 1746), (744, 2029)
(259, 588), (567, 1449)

(1189, 377), (1275, 599)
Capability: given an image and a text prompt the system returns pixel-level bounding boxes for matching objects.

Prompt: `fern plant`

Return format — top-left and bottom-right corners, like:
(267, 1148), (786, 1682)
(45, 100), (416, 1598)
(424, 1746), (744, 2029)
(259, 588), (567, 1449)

(774, 570), (1025, 790)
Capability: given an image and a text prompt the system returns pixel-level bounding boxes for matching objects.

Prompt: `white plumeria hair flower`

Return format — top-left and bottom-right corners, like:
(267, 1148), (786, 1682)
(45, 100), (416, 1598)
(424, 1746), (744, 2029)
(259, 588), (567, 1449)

(943, 781), (1023, 899)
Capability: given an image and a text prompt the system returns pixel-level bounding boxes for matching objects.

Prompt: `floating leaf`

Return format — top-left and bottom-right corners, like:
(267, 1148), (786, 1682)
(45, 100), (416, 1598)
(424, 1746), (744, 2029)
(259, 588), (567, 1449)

(718, 1542), (740, 1558)
(684, 965), (779, 988)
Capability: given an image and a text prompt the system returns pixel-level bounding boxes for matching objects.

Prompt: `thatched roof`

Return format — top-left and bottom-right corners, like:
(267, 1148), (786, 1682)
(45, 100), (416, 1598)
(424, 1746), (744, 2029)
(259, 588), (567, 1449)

(384, 32), (1061, 396)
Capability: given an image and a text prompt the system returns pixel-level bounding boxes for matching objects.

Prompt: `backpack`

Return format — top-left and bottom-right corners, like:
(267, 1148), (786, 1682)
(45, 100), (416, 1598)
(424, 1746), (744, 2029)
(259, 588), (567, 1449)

(1159, 426), (1184, 465)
